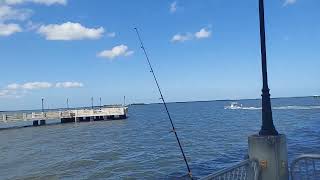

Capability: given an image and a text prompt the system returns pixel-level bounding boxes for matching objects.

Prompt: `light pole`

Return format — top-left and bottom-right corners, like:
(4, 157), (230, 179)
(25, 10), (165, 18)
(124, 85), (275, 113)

(91, 97), (94, 110)
(248, 1), (289, 179)
(41, 98), (44, 113)
(258, 0), (278, 136)
(66, 98), (69, 109)
(99, 97), (102, 108)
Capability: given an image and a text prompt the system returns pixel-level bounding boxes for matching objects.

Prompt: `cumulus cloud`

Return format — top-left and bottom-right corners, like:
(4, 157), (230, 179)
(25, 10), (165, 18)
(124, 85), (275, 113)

(38, 22), (105, 40)
(0, 23), (21, 36)
(20, 82), (52, 90)
(170, 1), (177, 13)
(195, 28), (211, 39)
(171, 27), (212, 43)
(1, 0), (67, 6)
(283, 0), (296, 6)
(98, 45), (134, 59)
(0, 5), (32, 22)
(0, 81), (84, 98)
(0, 0), (66, 37)
(171, 33), (193, 42)
(56, 82), (83, 88)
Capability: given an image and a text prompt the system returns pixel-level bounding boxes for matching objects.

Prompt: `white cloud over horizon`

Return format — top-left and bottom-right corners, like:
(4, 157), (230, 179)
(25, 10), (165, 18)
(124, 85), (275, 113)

(171, 27), (212, 43)
(0, 81), (84, 98)
(38, 22), (105, 40)
(98, 45), (134, 60)
(0, 0), (67, 6)
(56, 82), (83, 88)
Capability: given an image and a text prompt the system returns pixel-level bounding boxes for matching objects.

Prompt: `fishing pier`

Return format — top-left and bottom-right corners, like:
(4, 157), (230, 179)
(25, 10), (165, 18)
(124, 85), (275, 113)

(1, 106), (128, 126)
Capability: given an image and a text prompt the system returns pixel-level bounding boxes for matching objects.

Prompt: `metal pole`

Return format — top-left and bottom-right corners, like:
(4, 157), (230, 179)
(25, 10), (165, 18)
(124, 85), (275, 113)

(123, 96), (126, 106)
(258, 0), (278, 136)
(99, 97), (102, 108)
(91, 97), (94, 110)
(41, 98), (44, 113)
(67, 98), (69, 109)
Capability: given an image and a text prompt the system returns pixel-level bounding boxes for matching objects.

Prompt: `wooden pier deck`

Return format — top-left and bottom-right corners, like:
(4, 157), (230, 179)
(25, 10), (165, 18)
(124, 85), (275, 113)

(0, 106), (128, 125)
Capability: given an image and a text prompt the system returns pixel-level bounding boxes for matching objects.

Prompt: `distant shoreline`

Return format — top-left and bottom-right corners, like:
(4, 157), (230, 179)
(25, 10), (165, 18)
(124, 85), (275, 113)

(0, 95), (317, 112)
(131, 95), (316, 105)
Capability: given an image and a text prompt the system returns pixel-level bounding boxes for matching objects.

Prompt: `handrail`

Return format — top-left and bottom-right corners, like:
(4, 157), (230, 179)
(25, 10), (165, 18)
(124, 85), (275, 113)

(290, 154), (320, 180)
(201, 159), (260, 180)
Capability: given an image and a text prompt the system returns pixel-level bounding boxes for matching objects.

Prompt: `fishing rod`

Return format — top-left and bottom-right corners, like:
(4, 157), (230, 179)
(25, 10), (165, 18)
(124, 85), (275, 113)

(134, 27), (192, 179)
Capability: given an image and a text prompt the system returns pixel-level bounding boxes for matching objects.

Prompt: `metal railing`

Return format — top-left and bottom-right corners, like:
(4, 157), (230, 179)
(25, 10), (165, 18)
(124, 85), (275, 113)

(290, 154), (320, 180)
(0, 107), (128, 122)
(201, 159), (260, 180)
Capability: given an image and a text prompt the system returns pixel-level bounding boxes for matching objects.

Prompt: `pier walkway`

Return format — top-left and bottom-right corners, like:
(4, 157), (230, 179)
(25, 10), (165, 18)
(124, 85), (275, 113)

(1, 106), (128, 125)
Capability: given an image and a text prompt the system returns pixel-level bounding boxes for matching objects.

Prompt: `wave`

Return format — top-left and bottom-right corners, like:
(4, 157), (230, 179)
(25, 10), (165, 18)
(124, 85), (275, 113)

(225, 105), (320, 110)
(273, 106), (320, 110)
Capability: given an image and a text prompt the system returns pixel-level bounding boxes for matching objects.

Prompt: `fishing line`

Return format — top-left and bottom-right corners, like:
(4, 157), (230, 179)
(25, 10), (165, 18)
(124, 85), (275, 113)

(134, 27), (192, 179)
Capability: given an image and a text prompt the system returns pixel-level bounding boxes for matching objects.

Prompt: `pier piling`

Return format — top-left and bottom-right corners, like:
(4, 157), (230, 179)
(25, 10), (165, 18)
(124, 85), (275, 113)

(33, 120), (39, 126)
(40, 120), (46, 125)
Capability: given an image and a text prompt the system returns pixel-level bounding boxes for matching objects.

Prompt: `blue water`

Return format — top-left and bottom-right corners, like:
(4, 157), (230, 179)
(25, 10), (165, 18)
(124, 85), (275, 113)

(0, 97), (319, 179)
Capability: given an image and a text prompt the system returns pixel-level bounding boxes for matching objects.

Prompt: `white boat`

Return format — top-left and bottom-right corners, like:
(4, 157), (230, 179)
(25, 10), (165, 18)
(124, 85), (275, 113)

(224, 102), (243, 109)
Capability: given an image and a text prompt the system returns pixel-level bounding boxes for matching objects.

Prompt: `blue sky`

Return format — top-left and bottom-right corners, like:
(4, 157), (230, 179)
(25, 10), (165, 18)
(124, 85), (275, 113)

(0, 0), (319, 110)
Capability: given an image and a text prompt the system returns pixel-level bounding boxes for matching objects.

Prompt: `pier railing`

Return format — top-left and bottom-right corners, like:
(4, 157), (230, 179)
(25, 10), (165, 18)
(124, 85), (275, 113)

(290, 154), (320, 180)
(201, 159), (260, 180)
(0, 107), (128, 122)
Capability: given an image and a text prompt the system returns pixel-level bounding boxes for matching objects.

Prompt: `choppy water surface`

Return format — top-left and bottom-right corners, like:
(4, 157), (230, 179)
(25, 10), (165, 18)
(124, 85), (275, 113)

(0, 97), (319, 179)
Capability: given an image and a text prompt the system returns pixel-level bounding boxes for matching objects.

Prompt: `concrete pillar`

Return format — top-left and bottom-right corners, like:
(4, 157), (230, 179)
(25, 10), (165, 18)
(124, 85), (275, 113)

(40, 120), (46, 125)
(23, 113), (27, 121)
(248, 134), (289, 180)
(33, 120), (39, 126)
(2, 114), (7, 122)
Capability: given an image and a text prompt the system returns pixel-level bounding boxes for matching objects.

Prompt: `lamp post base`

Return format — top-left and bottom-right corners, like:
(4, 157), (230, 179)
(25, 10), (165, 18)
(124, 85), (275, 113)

(248, 134), (288, 180)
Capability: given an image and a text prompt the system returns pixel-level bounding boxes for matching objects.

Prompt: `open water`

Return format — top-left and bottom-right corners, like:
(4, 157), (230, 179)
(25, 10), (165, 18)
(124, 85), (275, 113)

(0, 97), (319, 179)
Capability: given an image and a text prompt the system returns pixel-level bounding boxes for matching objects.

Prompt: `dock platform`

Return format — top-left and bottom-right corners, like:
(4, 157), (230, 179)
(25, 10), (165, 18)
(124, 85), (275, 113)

(0, 106), (128, 126)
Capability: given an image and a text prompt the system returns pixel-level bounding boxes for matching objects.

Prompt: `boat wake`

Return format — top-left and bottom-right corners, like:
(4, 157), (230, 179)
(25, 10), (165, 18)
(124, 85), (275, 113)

(224, 102), (320, 110)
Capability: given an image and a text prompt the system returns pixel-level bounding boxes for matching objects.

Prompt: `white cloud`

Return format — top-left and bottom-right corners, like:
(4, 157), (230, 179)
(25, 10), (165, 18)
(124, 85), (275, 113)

(171, 33), (193, 42)
(6, 81), (84, 90)
(6, 83), (20, 89)
(170, 1), (177, 13)
(1, 0), (67, 6)
(56, 82), (83, 88)
(0, 23), (21, 36)
(0, 0), (66, 37)
(107, 32), (115, 37)
(0, 5), (32, 22)
(21, 82), (52, 90)
(283, 0), (296, 6)
(98, 44), (134, 59)
(171, 27), (212, 43)
(0, 89), (9, 96)
(38, 22), (104, 40)
(195, 28), (211, 39)
(0, 81), (84, 98)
